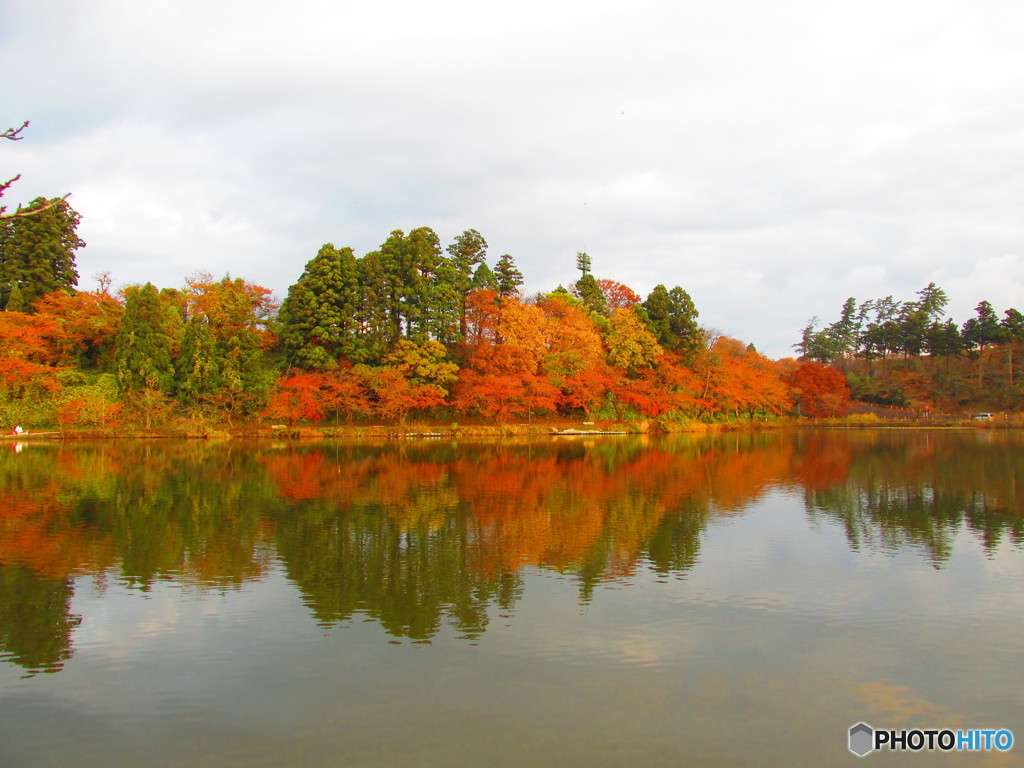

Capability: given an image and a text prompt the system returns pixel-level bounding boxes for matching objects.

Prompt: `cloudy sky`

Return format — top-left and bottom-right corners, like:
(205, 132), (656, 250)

(4, 0), (1024, 358)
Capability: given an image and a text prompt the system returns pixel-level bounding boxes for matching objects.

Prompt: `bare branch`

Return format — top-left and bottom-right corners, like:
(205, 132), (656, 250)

(1, 120), (29, 141)
(0, 122), (72, 219)
(1, 121), (30, 141)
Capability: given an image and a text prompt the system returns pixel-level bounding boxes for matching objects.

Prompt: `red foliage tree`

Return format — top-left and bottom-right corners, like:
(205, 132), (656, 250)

(608, 355), (708, 418)
(596, 279), (641, 310)
(453, 346), (560, 421)
(356, 366), (446, 423)
(789, 360), (852, 417)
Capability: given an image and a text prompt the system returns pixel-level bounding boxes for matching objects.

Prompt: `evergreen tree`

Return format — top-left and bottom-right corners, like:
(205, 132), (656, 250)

(823, 298), (862, 361)
(5, 281), (25, 312)
(1001, 309), (1024, 341)
(962, 300), (1002, 351)
(0, 197), (83, 310)
(642, 285), (701, 363)
(430, 260), (464, 346)
(446, 229), (488, 340)
(278, 243), (361, 369)
(356, 251), (392, 362)
(572, 273), (607, 316)
(175, 316), (221, 403)
(378, 227), (443, 342)
(471, 262), (498, 292)
(925, 319), (963, 357)
(115, 283), (174, 393)
(493, 253), (524, 298)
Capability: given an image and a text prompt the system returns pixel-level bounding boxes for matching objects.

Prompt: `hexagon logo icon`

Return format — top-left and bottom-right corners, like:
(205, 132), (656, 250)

(849, 722), (874, 757)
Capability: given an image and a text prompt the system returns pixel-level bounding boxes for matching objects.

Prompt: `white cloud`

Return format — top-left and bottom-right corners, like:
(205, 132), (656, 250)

(5, 0), (1024, 356)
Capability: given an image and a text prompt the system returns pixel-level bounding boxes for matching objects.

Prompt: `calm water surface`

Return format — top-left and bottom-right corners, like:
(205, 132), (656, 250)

(1, 431), (1022, 767)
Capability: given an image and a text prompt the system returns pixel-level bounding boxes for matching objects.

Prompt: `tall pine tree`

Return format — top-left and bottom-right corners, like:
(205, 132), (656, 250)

(0, 197), (83, 310)
(278, 244), (361, 369)
(114, 283), (174, 393)
(642, 285), (701, 363)
(493, 253), (523, 298)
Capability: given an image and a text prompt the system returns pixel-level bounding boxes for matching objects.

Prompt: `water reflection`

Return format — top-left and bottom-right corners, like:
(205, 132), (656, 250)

(1, 430), (1022, 674)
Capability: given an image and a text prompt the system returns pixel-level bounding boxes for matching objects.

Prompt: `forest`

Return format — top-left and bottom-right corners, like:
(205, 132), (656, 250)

(2, 125), (1021, 431)
(0, 195), (855, 431)
(799, 286), (1024, 413)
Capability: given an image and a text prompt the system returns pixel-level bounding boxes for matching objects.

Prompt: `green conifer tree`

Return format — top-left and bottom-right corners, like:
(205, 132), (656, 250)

(642, 284), (701, 363)
(114, 283), (174, 393)
(446, 229), (488, 340)
(0, 197), (83, 310)
(472, 262), (499, 292)
(572, 273), (608, 316)
(278, 244), (361, 369)
(175, 316), (221, 403)
(493, 254), (523, 297)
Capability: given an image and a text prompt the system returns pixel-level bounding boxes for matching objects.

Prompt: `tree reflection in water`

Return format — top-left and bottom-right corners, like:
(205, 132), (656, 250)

(1, 430), (1022, 673)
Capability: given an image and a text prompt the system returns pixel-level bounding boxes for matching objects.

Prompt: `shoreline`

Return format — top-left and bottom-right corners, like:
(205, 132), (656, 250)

(5, 416), (1016, 441)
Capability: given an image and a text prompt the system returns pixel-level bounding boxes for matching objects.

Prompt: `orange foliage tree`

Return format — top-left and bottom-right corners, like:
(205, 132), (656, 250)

(788, 360), (852, 417)
(265, 364), (374, 425)
(539, 295), (609, 414)
(453, 345), (560, 420)
(453, 297), (561, 420)
(697, 337), (793, 418)
(33, 288), (124, 369)
(607, 354), (708, 419)
(596, 279), (642, 310)
(355, 365), (447, 423)
(0, 309), (65, 365)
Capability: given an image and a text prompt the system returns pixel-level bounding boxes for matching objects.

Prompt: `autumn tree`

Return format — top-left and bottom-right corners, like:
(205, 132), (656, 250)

(382, 340), (459, 394)
(180, 275), (277, 416)
(597, 279), (641, 310)
(539, 295), (610, 413)
(453, 297), (559, 420)
(697, 337), (792, 419)
(462, 288), (501, 352)
(607, 355), (706, 420)
(355, 365), (447, 423)
(264, 367), (371, 425)
(33, 286), (124, 370)
(453, 345), (560, 421)
(789, 361), (851, 417)
(606, 307), (663, 372)
(0, 308), (65, 365)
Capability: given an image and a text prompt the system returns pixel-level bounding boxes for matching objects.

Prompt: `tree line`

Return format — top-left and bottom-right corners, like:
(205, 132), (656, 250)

(798, 284), (1024, 411)
(1, 198), (857, 428)
(798, 283), (1023, 362)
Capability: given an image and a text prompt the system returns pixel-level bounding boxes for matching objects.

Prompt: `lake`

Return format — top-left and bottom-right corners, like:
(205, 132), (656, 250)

(1, 430), (1022, 766)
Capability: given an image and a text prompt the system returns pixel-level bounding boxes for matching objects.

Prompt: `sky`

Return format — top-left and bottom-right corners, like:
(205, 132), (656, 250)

(4, 0), (1024, 359)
